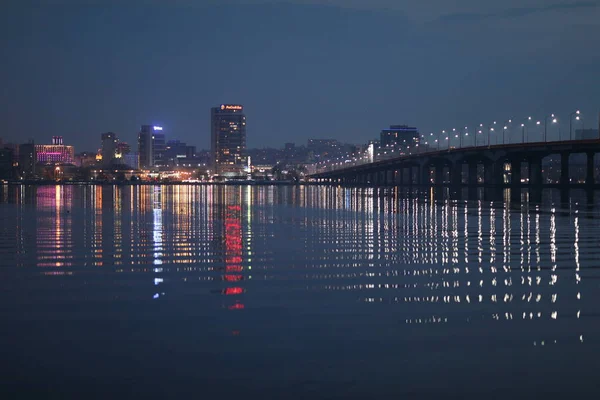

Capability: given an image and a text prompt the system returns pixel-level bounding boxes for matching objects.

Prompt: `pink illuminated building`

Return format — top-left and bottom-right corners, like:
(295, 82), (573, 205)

(35, 137), (75, 164)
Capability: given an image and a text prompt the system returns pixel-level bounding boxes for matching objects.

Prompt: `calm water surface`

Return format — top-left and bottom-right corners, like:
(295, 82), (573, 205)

(1, 185), (600, 399)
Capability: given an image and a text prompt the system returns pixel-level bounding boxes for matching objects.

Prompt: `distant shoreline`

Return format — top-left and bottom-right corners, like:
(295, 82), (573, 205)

(1, 180), (311, 186)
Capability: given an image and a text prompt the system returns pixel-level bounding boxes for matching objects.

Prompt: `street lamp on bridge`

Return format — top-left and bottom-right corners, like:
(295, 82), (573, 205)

(570, 110), (581, 141)
(440, 130), (446, 151)
(478, 123), (484, 147)
(503, 119), (512, 144)
(428, 132), (434, 153)
(488, 121), (496, 147)
(522, 116), (533, 143)
(544, 114), (557, 142)
(452, 128), (458, 149)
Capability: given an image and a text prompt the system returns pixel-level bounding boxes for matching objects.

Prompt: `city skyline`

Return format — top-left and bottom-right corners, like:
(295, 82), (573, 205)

(1, 1), (599, 151)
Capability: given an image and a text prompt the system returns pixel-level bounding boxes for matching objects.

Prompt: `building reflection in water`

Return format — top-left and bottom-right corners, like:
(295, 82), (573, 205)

(1, 185), (599, 345)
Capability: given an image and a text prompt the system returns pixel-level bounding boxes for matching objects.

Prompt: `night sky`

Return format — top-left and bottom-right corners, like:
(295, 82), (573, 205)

(1, 0), (599, 151)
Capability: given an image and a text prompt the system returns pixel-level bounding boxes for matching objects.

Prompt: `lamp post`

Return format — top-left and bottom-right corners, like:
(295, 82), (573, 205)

(569, 110), (581, 141)
(503, 119), (512, 145)
(429, 132), (434, 153)
(522, 116), (532, 143)
(463, 126), (469, 148)
(452, 128), (457, 149)
(478, 124), (484, 147)
(488, 121), (496, 147)
(544, 114), (556, 142)
(440, 130), (446, 150)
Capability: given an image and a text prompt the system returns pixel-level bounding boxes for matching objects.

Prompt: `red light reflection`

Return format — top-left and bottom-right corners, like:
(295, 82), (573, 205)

(223, 287), (244, 295)
(223, 204), (245, 310)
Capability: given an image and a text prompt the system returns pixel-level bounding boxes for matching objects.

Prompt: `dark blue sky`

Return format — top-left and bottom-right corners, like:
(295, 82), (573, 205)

(1, 0), (599, 151)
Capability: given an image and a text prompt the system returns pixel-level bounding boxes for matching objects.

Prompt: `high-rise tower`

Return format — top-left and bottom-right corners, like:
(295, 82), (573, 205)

(211, 104), (246, 177)
(138, 125), (165, 169)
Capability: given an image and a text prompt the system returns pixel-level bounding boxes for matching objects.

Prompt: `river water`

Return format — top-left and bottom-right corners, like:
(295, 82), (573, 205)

(1, 184), (599, 399)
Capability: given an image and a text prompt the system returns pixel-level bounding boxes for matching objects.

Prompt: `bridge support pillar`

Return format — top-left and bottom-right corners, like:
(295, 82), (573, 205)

(412, 166), (419, 186)
(529, 158), (543, 187)
(510, 161), (522, 203)
(484, 163), (493, 185)
(386, 170), (393, 186)
(587, 152), (595, 185)
(408, 166), (415, 186)
(485, 161), (505, 186)
(511, 160), (521, 185)
(468, 163), (478, 186)
(397, 169), (404, 186)
(560, 153), (570, 186)
(435, 165), (444, 185)
(422, 166), (431, 185)
(451, 162), (462, 187)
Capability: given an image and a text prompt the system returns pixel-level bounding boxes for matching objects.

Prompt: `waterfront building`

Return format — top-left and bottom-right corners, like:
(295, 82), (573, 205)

(0, 147), (14, 179)
(380, 125), (419, 147)
(101, 132), (118, 165)
(74, 152), (97, 168)
(116, 142), (130, 157)
(165, 140), (196, 166)
(211, 104), (246, 177)
(138, 125), (166, 169)
(123, 153), (139, 169)
(35, 137), (75, 164)
(18, 142), (36, 178)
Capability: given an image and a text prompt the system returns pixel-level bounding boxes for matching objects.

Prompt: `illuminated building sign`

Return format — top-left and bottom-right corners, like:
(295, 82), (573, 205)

(220, 104), (243, 111)
(153, 126), (163, 131)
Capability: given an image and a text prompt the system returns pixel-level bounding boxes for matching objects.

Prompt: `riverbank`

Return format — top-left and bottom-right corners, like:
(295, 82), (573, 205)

(1, 180), (311, 186)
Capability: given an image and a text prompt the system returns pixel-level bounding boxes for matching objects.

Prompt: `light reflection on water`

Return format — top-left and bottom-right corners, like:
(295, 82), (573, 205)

(1, 184), (600, 397)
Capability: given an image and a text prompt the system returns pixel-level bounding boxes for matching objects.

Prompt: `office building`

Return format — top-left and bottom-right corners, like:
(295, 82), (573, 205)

(380, 125), (419, 147)
(165, 140), (196, 166)
(116, 142), (130, 157)
(101, 132), (118, 165)
(0, 147), (14, 179)
(123, 153), (139, 169)
(307, 139), (340, 153)
(138, 125), (166, 169)
(74, 152), (97, 168)
(153, 131), (166, 167)
(19, 142), (36, 178)
(211, 104), (246, 176)
(35, 137), (75, 164)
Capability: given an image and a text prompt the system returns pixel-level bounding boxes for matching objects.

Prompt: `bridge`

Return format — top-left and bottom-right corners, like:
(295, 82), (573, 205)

(309, 139), (600, 193)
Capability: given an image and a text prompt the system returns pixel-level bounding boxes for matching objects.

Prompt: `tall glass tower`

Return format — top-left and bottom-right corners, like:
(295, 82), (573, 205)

(138, 125), (165, 169)
(211, 105), (247, 177)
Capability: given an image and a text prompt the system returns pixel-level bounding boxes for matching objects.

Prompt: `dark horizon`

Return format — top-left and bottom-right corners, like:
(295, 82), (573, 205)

(1, 1), (599, 151)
